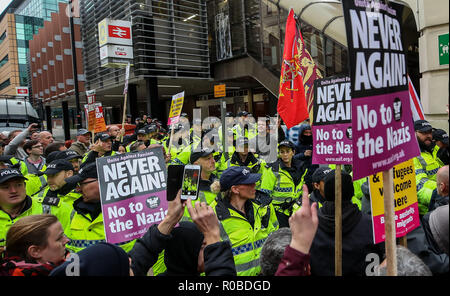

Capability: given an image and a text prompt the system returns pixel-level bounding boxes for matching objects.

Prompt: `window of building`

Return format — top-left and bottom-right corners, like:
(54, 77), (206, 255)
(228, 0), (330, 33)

(0, 55), (8, 68)
(0, 79), (11, 91)
(0, 31), (6, 45)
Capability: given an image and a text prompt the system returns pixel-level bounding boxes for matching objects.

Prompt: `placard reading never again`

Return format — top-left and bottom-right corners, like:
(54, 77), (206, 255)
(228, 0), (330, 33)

(96, 147), (168, 244)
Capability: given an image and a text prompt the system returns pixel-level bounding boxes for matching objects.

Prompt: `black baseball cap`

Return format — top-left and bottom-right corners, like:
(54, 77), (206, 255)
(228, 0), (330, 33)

(0, 168), (27, 184)
(312, 167), (333, 183)
(65, 162), (98, 185)
(137, 128), (147, 135)
(219, 166), (261, 192)
(41, 159), (74, 175)
(57, 150), (83, 161)
(414, 120), (433, 132)
(46, 151), (61, 164)
(146, 125), (157, 133)
(433, 129), (449, 145)
(190, 148), (214, 164)
(94, 132), (113, 142)
(278, 140), (295, 150)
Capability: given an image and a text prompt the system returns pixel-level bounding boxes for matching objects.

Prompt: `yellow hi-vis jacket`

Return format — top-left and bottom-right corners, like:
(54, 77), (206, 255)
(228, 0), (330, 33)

(210, 194), (279, 276)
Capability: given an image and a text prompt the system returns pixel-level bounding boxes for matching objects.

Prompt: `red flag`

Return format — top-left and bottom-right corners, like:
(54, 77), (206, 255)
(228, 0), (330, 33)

(277, 9), (309, 130)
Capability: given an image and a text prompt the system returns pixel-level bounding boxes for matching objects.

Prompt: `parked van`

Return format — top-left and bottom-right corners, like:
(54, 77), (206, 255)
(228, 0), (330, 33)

(0, 97), (41, 133)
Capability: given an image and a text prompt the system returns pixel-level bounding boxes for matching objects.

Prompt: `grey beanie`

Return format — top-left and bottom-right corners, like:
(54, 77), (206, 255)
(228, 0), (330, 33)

(429, 204), (449, 255)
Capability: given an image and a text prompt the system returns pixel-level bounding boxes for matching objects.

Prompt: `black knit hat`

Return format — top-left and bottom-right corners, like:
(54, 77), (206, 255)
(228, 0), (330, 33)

(323, 170), (354, 202)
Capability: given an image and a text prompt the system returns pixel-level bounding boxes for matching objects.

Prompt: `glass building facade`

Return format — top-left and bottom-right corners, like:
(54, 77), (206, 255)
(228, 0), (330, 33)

(80, 0), (210, 91)
(14, 0), (68, 21)
(14, 14), (43, 86)
(207, 0), (348, 79)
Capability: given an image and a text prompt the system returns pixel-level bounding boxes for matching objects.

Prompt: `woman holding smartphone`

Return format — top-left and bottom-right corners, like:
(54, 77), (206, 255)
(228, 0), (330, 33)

(209, 166), (279, 276)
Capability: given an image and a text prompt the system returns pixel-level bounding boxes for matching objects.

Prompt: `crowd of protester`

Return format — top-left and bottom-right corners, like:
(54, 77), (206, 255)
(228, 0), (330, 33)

(0, 112), (448, 277)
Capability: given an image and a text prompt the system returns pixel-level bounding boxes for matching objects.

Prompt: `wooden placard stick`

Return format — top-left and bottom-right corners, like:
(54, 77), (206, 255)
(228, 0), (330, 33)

(120, 92), (128, 143)
(383, 168), (397, 276)
(335, 164), (342, 276)
(167, 124), (175, 157)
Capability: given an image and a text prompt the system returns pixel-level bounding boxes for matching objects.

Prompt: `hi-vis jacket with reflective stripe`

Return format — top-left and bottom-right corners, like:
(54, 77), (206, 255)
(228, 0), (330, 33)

(0, 195), (72, 248)
(66, 207), (136, 253)
(216, 151), (266, 180)
(25, 173), (47, 197)
(210, 195), (279, 276)
(32, 186), (81, 207)
(413, 145), (444, 215)
(259, 159), (307, 216)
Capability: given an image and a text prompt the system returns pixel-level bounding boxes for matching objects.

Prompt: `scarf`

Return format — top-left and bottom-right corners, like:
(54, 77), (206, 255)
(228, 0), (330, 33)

(0, 257), (60, 276)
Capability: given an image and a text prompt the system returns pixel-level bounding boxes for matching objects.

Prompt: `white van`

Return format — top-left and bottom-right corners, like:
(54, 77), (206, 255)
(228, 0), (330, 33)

(0, 97), (41, 133)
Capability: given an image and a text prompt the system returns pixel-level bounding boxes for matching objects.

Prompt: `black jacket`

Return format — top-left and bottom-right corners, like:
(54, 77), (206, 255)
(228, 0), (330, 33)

(129, 222), (236, 276)
(310, 201), (383, 276)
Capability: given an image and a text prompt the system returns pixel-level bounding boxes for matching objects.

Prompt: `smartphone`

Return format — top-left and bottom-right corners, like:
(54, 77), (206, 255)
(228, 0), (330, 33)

(180, 164), (201, 200)
(167, 165), (185, 201)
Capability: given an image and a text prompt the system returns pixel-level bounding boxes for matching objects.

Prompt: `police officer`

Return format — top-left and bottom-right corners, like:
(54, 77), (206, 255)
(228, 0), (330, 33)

(216, 137), (265, 179)
(53, 150), (83, 175)
(0, 155), (46, 197)
(33, 159), (81, 207)
(182, 149), (219, 219)
(126, 127), (148, 152)
(260, 140), (308, 227)
(0, 168), (72, 249)
(433, 128), (449, 165)
(209, 166), (279, 276)
(171, 128), (216, 165)
(413, 120), (444, 216)
(164, 124), (190, 161)
(64, 162), (135, 253)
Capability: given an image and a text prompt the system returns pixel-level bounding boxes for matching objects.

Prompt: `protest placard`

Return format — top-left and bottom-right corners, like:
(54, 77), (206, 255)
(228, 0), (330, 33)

(312, 75), (352, 165)
(94, 103), (107, 133)
(84, 104), (96, 132)
(97, 147), (168, 244)
(342, 1), (420, 180)
(369, 159), (420, 244)
(167, 91), (185, 126)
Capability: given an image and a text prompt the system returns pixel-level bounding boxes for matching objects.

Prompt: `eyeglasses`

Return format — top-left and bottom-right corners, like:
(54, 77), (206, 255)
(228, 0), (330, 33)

(78, 179), (98, 187)
(32, 145), (43, 148)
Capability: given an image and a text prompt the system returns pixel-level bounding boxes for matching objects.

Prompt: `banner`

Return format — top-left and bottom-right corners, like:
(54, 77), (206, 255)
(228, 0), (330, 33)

(312, 75), (352, 164)
(277, 9), (309, 130)
(369, 159), (420, 244)
(97, 148), (168, 244)
(167, 91), (185, 126)
(342, 1), (420, 180)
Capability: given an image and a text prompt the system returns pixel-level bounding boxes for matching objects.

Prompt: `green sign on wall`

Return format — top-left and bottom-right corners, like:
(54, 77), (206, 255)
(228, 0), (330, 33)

(439, 33), (449, 65)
